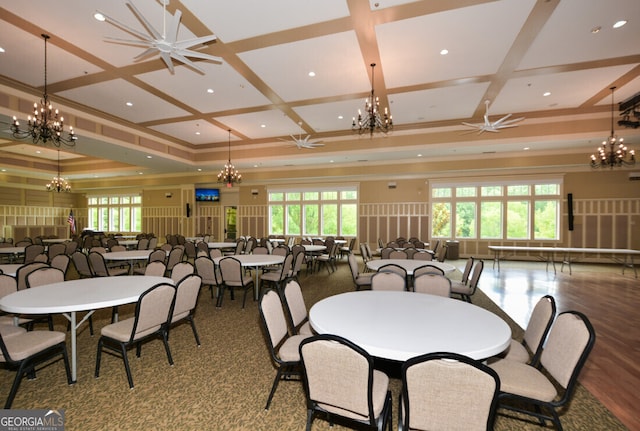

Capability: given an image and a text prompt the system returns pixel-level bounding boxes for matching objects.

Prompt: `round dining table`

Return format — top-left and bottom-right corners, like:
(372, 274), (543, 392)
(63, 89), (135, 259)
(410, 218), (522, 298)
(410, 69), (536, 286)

(309, 290), (511, 362)
(366, 259), (455, 275)
(213, 254), (285, 300)
(101, 249), (155, 274)
(0, 275), (174, 382)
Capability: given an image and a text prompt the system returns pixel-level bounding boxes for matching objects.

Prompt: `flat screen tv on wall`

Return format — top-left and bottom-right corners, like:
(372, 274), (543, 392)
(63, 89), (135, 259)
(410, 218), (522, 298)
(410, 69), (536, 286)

(195, 188), (220, 202)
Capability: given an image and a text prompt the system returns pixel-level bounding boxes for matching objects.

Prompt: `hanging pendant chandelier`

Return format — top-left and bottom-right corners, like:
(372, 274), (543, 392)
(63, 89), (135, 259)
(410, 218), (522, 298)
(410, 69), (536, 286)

(590, 86), (635, 168)
(217, 130), (241, 188)
(352, 63), (393, 137)
(11, 34), (77, 148)
(46, 150), (71, 193)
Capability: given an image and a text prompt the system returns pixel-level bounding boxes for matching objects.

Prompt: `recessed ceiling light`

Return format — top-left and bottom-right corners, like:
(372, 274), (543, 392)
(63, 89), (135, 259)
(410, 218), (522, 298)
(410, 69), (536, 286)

(146, 155), (152, 159)
(417, 154), (422, 157)
(338, 115), (344, 120)
(94, 12), (105, 21)
(308, 71), (316, 77)
(613, 20), (627, 29)
(126, 102), (133, 107)
(253, 164), (258, 168)
(440, 49), (449, 55)
(0, 47), (5, 53)
(207, 88), (214, 94)
(36, 150), (41, 154)
(543, 91), (551, 97)
(1, 169), (6, 172)
(524, 147), (530, 151)
(260, 124), (266, 128)
(197, 168), (202, 172)
(591, 26), (601, 34)
(195, 131), (201, 135)
(329, 160), (334, 163)
(138, 172), (143, 175)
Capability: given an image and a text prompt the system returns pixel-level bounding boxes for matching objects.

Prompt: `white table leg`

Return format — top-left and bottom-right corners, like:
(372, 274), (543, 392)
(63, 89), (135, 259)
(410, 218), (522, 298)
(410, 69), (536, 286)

(70, 311), (77, 383)
(254, 266), (261, 300)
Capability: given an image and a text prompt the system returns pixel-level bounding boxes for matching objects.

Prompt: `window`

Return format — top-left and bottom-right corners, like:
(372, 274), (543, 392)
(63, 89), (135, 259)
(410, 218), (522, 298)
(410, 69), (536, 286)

(87, 194), (142, 232)
(430, 179), (561, 241)
(268, 186), (358, 236)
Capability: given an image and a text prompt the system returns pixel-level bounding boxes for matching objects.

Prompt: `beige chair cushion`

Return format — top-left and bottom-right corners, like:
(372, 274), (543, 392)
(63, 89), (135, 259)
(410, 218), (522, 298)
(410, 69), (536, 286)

(1, 331), (65, 362)
(278, 334), (307, 362)
(502, 339), (531, 363)
(489, 358), (557, 402)
(0, 324), (27, 338)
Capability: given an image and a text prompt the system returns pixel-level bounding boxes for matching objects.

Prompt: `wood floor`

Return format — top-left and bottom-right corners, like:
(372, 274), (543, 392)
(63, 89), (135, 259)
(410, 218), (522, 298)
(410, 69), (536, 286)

(479, 260), (639, 431)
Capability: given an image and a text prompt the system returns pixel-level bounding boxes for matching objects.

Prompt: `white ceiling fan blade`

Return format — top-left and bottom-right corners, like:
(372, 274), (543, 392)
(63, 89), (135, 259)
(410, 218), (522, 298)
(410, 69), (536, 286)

(173, 35), (218, 49)
(461, 122), (480, 128)
(104, 36), (154, 48)
(492, 113), (513, 126)
(159, 52), (175, 73)
(170, 53), (205, 73)
(133, 47), (161, 61)
(99, 11), (154, 42)
(497, 117), (525, 126)
(176, 49), (223, 64)
(126, 1), (162, 41)
(166, 9), (182, 43)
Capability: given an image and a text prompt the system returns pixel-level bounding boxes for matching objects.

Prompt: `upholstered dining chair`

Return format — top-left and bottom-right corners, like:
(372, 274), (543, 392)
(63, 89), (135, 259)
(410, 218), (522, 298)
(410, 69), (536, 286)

(399, 352), (500, 431)
(170, 274), (202, 346)
(298, 334), (393, 431)
(258, 289), (310, 410)
(16, 262), (49, 291)
(389, 250), (408, 260)
(165, 247), (185, 274)
(450, 259), (484, 302)
(449, 257), (475, 293)
(88, 252), (129, 277)
(194, 256), (220, 299)
(282, 279), (313, 336)
(371, 271), (406, 292)
(0, 328), (73, 408)
(261, 253), (294, 294)
(0, 275), (31, 327)
(413, 264), (445, 278)
(413, 273), (451, 297)
(380, 247), (394, 259)
(95, 282), (176, 389)
(142, 261), (166, 277)
(489, 311), (596, 431)
(412, 251), (433, 261)
(377, 263), (408, 290)
(133, 249), (167, 275)
(170, 261), (194, 284)
(71, 251), (93, 278)
(50, 253), (71, 277)
(46, 242), (67, 261)
(23, 244), (45, 264)
(217, 257), (254, 308)
(348, 253), (373, 291)
(494, 295), (556, 366)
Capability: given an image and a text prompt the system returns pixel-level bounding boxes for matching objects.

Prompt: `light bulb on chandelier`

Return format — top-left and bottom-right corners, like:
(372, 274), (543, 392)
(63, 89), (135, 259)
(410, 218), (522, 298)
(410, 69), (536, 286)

(217, 129), (242, 188)
(590, 86), (635, 168)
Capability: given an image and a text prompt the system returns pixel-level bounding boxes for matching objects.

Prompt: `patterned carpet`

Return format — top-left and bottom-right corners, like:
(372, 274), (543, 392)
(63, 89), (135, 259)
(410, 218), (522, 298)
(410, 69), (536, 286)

(0, 258), (627, 430)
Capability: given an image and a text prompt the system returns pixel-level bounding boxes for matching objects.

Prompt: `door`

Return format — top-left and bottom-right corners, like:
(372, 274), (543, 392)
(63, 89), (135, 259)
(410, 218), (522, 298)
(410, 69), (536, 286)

(224, 206), (237, 240)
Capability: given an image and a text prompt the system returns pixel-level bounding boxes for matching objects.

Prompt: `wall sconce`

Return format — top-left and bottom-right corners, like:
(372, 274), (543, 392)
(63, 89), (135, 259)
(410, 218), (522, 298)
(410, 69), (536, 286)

(251, 189), (259, 195)
(165, 192), (173, 198)
(387, 182), (396, 189)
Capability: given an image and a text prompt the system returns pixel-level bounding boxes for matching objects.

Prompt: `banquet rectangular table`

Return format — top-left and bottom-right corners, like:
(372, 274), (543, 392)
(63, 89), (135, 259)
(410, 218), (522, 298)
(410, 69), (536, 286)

(0, 275), (173, 382)
(488, 245), (640, 277)
(309, 290), (511, 362)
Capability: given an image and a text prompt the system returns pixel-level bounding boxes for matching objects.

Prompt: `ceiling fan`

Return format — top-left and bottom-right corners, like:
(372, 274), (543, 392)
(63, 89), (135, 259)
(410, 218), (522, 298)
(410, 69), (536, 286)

(97, 0), (222, 73)
(461, 100), (524, 134)
(280, 123), (324, 149)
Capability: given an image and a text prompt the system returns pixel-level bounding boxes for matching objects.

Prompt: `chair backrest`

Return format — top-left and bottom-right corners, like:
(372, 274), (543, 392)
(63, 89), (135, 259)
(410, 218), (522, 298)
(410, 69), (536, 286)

(299, 334), (380, 424)
(171, 262), (194, 283)
(183, 241), (197, 259)
(0, 274), (18, 299)
(147, 249), (167, 264)
(431, 239), (440, 254)
(24, 244), (45, 264)
(209, 248), (223, 259)
(234, 240), (245, 255)
(413, 251), (433, 261)
(371, 271), (406, 291)
(196, 241), (208, 254)
(219, 257), (246, 285)
(389, 250), (408, 259)
(144, 261), (167, 277)
(272, 245), (289, 257)
(274, 253), (294, 282)
(165, 247), (184, 271)
(359, 243), (369, 264)
(110, 245), (126, 252)
(194, 256), (218, 285)
(50, 254), (71, 276)
(436, 245), (447, 262)
(172, 274), (202, 322)
(90, 246), (107, 254)
(413, 264), (445, 278)
(539, 311), (595, 396)
(160, 243), (173, 252)
(401, 352), (500, 431)
(282, 280), (308, 333)
(523, 295), (557, 364)
(364, 243), (374, 261)
(71, 251), (93, 278)
(252, 246), (269, 255)
(47, 243), (66, 260)
(16, 262), (49, 290)
(378, 263), (408, 279)
(348, 253), (360, 282)
(64, 241), (78, 255)
(259, 289), (290, 355)
(380, 247), (394, 259)
(136, 238), (150, 250)
(88, 252), (110, 277)
(130, 283), (176, 343)
(148, 237), (158, 250)
(413, 273), (451, 297)
(26, 267), (64, 289)
(468, 260), (484, 291)
(405, 248), (418, 259)
(289, 250), (305, 278)
(460, 257), (475, 284)
(33, 253), (49, 263)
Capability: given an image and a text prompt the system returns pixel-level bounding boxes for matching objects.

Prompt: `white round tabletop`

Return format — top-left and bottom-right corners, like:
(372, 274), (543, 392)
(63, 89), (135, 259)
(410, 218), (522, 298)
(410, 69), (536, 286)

(116, 240), (139, 246)
(207, 242), (237, 249)
(366, 259), (455, 275)
(0, 247), (25, 255)
(309, 290), (511, 361)
(303, 245), (326, 253)
(0, 276), (173, 314)
(0, 264), (22, 277)
(212, 254), (284, 267)
(101, 250), (153, 261)
(42, 238), (70, 244)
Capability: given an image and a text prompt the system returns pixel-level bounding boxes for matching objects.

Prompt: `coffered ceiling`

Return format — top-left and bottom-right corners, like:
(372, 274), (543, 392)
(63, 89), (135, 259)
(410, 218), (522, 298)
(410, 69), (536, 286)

(0, 0), (639, 185)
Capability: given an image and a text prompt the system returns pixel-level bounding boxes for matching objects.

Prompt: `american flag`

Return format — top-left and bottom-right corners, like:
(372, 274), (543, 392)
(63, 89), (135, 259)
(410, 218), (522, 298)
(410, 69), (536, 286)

(67, 210), (76, 235)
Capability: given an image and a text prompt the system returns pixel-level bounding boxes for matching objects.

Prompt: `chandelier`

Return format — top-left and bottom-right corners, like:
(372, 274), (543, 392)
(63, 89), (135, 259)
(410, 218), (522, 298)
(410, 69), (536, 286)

(46, 150), (71, 193)
(11, 34), (77, 148)
(217, 130), (242, 188)
(352, 63), (393, 137)
(590, 86), (635, 168)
